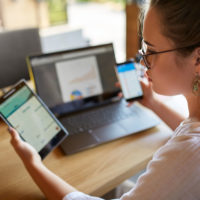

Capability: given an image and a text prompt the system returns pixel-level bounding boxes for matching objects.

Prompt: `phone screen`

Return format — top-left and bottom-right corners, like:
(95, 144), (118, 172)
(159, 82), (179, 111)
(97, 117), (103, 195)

(116, 61), (143, 101)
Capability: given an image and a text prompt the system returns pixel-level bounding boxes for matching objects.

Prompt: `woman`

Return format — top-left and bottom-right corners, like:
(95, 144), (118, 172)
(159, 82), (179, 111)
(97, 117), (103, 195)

(9, 0), (200, 199)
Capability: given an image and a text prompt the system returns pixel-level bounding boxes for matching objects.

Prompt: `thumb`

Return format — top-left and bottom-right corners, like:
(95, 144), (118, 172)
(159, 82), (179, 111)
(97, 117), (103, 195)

(8, 127), (21, 143)
(139, 78), (152, 90)
(139, 79), (148, 90)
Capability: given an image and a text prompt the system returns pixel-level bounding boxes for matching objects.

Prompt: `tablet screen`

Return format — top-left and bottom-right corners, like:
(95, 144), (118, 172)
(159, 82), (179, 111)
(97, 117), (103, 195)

(0, 81), (68, 157)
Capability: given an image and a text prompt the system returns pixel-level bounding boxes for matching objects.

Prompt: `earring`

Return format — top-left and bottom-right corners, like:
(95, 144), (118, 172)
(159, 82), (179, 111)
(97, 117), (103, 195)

(192, 73), (200, 96)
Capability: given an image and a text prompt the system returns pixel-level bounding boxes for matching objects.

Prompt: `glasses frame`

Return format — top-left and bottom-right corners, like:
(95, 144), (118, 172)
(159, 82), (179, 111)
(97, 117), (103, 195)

(138, 43), (198, 70)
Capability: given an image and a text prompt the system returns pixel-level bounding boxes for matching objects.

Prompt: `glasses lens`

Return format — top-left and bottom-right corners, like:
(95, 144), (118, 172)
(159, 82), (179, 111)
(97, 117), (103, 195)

(143, 55), (150, 69)
(141, 40), (147, 53)
(138, 49), (149, 69)
(141, 40), (152, 68)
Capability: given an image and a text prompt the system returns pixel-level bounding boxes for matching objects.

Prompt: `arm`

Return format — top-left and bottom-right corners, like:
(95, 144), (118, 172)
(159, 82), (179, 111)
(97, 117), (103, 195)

(9, 127), (77, 200)
(24, 162), (76, 200)
(147, 97), (185, 130)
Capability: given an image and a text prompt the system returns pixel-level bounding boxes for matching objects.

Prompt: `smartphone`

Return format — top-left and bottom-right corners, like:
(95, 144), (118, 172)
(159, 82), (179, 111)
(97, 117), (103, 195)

(116, 60), (143, 102)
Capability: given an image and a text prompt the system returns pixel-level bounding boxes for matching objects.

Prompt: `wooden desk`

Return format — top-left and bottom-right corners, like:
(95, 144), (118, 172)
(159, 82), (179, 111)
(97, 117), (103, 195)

(0, 120), (172, 200)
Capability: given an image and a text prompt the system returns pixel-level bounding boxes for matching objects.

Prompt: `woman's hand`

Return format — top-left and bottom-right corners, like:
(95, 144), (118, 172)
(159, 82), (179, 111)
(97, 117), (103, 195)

(137, 78), (156, 110)
(8, 127), (42, 167)
(8, 127), (76, 200)
(116, 76), (156, 110)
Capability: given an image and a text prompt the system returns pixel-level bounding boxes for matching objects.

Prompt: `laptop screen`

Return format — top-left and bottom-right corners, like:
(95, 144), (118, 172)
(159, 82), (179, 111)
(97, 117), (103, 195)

(28, 43), (119, 115)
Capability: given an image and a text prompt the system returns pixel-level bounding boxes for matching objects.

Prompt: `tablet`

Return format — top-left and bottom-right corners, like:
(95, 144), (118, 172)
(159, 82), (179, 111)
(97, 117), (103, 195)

(0, 80), (68, 159)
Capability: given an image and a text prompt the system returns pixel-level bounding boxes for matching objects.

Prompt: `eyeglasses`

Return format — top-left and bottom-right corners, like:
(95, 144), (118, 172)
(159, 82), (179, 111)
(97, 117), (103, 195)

(138, 40), (198, 70)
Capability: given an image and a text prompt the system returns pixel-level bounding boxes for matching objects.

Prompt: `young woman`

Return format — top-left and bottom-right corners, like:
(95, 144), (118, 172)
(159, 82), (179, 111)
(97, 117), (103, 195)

(8, 0), (200, 199)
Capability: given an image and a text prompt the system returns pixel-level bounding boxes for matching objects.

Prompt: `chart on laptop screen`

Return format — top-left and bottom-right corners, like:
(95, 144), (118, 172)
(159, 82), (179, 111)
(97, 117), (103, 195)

(55, 56), (103, 102)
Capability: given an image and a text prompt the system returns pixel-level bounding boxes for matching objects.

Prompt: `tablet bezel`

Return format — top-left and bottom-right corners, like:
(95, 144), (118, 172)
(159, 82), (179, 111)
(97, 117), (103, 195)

(0, 79), (68, 159)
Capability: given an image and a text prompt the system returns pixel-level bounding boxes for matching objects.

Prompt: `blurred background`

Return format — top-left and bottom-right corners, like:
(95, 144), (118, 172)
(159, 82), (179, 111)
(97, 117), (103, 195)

(0, 0), (188, 117)
(0, 0), (141, 63)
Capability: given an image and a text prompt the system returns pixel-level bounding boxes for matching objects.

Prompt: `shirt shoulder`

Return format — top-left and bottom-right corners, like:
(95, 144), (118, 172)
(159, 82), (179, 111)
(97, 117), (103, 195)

(153, 119), (200, 165)
(174, 118), (200, 136)
(121, 119), (200, 200)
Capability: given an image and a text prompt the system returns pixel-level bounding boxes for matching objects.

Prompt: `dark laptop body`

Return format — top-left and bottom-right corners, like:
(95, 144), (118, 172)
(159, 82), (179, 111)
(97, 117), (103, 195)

(27, 43), (160, 154)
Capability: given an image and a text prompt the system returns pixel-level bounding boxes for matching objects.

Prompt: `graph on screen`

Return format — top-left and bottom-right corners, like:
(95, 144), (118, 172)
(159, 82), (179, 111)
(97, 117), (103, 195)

(55, 56), (103, 102)
(69, 65), (97, 84)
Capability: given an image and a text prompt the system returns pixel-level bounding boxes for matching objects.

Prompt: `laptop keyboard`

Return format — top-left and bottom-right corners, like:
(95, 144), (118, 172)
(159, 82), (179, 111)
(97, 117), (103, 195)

(60, 101), (140, 135)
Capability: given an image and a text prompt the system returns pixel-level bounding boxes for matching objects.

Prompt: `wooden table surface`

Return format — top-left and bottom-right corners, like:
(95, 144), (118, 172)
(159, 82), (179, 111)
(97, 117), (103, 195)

(0, 119), (172, 200)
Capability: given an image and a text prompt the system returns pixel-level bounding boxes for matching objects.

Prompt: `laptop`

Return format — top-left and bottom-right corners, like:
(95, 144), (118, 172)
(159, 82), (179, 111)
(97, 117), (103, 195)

(27, 43), (160, 154)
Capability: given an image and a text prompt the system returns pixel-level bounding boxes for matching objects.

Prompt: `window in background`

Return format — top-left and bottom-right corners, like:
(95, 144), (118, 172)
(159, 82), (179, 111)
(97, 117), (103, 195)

(47, 0), (68, 25)
(0, 0), (126, 62)
(67, 0), (126, 62)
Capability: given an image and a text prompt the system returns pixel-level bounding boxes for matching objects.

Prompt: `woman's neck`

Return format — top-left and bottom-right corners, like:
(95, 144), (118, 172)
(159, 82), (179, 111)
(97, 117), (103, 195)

(185, 95), (200, 120)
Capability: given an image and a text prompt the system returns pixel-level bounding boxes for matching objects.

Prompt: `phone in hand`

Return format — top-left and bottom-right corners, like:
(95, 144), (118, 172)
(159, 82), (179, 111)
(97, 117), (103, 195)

(115, 60), (143, 102)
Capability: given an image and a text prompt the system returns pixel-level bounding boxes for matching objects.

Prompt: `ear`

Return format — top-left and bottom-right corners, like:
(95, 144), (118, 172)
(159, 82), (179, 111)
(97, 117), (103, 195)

(194, 47), (200, 75)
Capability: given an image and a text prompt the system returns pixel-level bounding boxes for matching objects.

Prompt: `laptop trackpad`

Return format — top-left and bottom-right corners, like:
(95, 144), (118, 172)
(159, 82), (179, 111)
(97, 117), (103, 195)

(60, 132), (98, 154)
(92, 123), (127, 143)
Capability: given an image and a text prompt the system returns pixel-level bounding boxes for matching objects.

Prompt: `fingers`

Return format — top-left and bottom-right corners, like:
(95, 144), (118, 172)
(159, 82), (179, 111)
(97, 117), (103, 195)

(8, 127), (21, 146)
(140, 79), (146, 89)
(118, 92), (123, 98)
(127, 102), (133, 107)
(115, 82), (121, 88)
(116, 82), (123, 99)
(139, 78), (151, 90)
(8, 126), (19, 139)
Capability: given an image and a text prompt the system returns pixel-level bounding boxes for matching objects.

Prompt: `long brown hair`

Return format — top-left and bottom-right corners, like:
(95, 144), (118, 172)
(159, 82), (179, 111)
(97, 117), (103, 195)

(140, 0), (200, 56)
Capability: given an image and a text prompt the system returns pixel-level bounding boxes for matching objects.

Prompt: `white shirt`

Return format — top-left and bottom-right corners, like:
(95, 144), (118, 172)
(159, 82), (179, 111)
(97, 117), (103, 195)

(63, 118), (200, 200)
